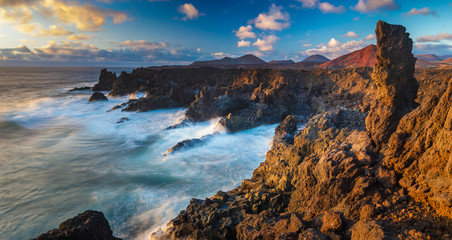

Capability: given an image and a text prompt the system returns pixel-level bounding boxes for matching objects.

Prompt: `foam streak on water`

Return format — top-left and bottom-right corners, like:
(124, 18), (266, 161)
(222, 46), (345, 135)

(0, 67), (276, 240)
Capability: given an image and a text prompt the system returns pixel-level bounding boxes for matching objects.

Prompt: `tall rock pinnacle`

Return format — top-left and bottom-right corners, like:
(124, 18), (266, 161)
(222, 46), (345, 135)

(365, 20), (419, 146)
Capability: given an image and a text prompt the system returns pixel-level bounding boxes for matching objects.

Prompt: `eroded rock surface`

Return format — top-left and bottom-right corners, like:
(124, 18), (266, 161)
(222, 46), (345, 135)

(34, 210), (121, 240)
(365, 20), (419, 146)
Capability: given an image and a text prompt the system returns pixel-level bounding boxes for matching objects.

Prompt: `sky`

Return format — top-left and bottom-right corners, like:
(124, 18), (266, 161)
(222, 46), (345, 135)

(0, 0), (451, 67)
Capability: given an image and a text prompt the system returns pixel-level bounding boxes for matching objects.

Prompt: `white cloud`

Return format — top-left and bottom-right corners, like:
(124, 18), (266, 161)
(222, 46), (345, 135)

(417, 33), (452, 43)
(353, 17), (360, 21)
(353, 0), (398, 13)
(343, 31), (359, 38)
(405, 7), (437, 16)
(237, 40), (251, 47)
(303, 43), (312, 47)
(254, 4), (290, 31)
(235, 25), (256, 39)
(177, 3), (200, 21)
(211, 52), (234, 59)
(297, 0), (318, 9)
(253, 35), (279, 51)
(305, 36), (371, 58)
(364, 34), (375, 41)
(318, 2), (346, 14)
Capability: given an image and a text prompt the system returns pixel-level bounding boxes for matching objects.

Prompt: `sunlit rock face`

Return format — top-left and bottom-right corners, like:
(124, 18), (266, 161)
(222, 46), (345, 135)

(365, 20), (418, 146)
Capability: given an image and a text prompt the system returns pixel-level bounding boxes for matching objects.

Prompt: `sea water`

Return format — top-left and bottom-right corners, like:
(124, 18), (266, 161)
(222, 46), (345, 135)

(0, 67), (277, 239)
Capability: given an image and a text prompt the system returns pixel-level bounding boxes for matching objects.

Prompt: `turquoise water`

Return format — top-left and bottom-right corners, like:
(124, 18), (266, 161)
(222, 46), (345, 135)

(0, 67), (276, 239)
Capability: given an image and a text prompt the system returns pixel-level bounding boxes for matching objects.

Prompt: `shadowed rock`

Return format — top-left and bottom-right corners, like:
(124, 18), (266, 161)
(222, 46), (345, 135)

(34, 210), (121, 240)
(365, 20), (418, 146)
(92, 69), (116, 92)
(89, 92), (108, 102)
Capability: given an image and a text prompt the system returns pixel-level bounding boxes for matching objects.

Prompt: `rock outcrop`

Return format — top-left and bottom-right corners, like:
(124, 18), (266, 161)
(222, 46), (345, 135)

(92, 69), (116, 92)
(34, 210), (121, 240)
(89, 92), (108, 102)
(365, 20), (418, 146)
(151, 20), (452, 240)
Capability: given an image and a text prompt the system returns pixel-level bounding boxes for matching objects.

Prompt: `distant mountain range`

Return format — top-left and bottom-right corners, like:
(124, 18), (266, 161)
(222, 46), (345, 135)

(415, 54), (452, 62)
(191, 54), (266, 66)
(163, 46), (452, 70)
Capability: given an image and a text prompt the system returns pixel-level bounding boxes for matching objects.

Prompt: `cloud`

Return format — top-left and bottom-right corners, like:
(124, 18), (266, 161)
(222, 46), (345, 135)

(352, 0), (399, 13)
(253, 35), (279, 51)
(343, 31), (359, 38)
(116, 40), (168, 50)
(415, 43), (452, 51)
(304, 36), (371, 58)
(353, 17), (360, 21)
(302, 43), (312, 47)
(237, 40), (251, 47)
(364, 34), (375, 41)
(405, 7), (437, 16)
(67, 33), (93, 41)
(178, 3), (201, 21)
(296, 0), (318, 9)
(235, 25), (256, 39)
(42, 0), (129, 31)
(254, 4), (290, 31)
(0, 40), (202, 65)
(0, 0), (130, 34)
(318, 2), (346, 14)
(38, 25), (73, 36)
(211, 52), (236, 59)
(417, 33), (452, 43)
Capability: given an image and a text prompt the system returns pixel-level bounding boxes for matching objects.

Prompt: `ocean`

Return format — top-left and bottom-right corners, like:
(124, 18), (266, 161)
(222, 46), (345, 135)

(0, 67), (276, 239)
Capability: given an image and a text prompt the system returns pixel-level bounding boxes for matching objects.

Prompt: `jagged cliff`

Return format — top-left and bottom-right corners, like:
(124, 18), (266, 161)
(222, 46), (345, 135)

(151, 20), (452, 240)
(35, 21), (452, 240)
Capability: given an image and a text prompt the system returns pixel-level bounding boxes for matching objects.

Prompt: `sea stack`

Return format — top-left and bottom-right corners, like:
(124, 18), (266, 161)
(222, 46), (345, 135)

(365, 20), (418, 146)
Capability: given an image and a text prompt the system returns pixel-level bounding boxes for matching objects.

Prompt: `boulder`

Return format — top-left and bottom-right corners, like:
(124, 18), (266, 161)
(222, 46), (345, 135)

(34, 210), (121, 240)
(89, 92), (108, 102)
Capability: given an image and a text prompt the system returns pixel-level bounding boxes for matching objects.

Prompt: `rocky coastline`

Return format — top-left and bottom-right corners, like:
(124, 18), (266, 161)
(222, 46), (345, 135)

(35, 21), (452, 240)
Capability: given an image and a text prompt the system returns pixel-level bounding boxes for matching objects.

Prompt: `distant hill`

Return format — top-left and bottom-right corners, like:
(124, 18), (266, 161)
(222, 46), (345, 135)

(415, 59), (441, 68)
(415, 54), (443, 62)
(191, 54), (266, 66)
(441, 58), (452, 64)
(301, 55), (330, 63)
(268, 60), (295, 64)
(319, 45), (377, 69)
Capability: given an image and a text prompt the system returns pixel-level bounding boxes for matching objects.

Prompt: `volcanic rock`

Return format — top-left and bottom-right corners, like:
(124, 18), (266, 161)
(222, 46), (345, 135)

(34, 210), (121, 240)
(68, 86), (91, 92)
(89, 92), (108, 102)
(365, 20), (418, 145)
(92, 69), (116, 91)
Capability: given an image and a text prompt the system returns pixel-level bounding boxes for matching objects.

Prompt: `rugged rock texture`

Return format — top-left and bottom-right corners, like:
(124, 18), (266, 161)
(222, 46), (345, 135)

(34, 210), (121, 240)
(365, 20), (418, 146)
(92, 69), (116, 91)
(89, 92), (108, 102)
(384, 77), (452, 217)
(151, 20), (452, 240)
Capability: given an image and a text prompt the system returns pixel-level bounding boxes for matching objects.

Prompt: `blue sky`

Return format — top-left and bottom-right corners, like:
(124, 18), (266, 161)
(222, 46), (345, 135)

(0, 0), (451, 67)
